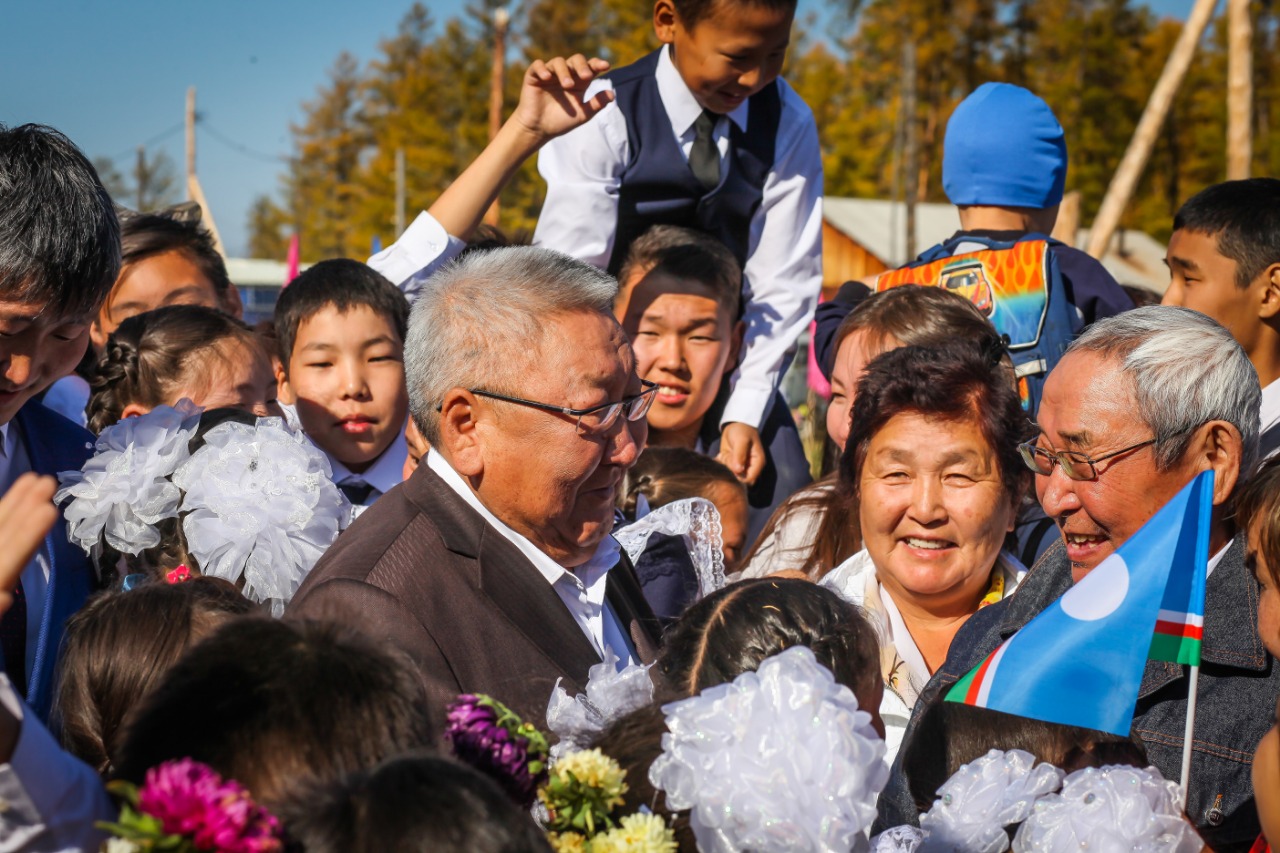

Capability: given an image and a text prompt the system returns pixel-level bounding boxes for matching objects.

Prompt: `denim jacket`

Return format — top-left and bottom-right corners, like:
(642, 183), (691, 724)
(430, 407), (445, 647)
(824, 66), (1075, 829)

(874, 536), (1278, 852)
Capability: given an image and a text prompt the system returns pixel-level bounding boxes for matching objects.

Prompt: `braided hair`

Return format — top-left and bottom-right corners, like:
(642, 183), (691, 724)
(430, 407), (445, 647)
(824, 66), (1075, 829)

(86, 304), (265, 434)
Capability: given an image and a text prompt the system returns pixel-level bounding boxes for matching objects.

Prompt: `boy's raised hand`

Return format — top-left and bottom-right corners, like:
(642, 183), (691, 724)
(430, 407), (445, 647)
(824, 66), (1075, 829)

(512, 55), (616, 144)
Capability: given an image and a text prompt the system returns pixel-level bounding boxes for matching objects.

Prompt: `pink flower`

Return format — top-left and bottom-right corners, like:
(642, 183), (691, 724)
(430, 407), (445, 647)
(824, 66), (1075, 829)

(136, 759), (282, 852)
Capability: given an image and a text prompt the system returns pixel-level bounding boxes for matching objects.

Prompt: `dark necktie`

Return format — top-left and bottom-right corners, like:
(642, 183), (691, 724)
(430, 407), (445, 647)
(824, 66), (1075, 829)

(689, 109), (721, 192)
(340, 480), (376, 506)
(0, 579), (26, 697)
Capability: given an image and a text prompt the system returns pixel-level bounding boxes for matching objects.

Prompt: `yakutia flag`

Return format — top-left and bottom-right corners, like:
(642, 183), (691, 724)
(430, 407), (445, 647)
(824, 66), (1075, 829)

(946, 470), (1212, 736)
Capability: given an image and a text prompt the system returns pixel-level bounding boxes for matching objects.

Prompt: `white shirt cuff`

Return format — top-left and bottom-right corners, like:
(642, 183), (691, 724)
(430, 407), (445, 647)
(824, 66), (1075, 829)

(720, 386), (775, 431)
(0, 674), (111, 852)
(366, 211), (467, 302)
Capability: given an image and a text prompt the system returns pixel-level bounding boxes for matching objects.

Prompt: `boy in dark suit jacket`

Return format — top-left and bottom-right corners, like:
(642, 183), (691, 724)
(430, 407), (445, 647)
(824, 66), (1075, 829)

(0, 124), (119, 722)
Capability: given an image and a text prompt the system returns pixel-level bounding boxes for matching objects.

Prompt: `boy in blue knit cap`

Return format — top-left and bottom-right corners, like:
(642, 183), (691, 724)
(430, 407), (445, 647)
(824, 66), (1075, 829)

(875, 83), (1131, 567)
(877, 82), (1131, 403)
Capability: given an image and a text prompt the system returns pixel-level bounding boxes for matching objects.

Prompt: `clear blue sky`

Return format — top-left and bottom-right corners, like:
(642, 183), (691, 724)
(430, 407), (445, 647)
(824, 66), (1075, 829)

(2, 0), (1196, 258)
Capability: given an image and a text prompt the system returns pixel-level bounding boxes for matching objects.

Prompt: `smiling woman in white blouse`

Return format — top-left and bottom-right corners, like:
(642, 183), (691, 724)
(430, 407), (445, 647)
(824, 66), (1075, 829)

(821, 336), (1032, 762)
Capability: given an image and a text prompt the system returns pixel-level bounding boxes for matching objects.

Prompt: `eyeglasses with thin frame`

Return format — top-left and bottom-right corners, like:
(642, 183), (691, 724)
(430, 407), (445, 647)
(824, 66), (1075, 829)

(469, 380), (659, 436)
(1016, 437), (1159, 481)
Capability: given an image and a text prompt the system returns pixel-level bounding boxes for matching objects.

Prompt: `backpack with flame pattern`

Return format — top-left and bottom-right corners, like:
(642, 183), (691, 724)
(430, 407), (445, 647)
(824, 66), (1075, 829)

(874, 233), (1077, 414)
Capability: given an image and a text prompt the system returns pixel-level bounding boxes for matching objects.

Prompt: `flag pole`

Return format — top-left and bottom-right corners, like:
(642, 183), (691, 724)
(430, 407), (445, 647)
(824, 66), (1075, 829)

(1178, 663), (1199, 809)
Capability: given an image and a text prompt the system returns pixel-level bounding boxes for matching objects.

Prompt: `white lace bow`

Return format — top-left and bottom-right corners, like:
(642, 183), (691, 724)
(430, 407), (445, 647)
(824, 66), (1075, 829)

(613, 497), (726, 601)
(56, 400), (203, 561)
(172, 418), (350, 615)
(545, 647), (655, 759)
(649, 645), (888, 852)
(919, 749), (1064, 852)
(1012, 765), (1202, 853)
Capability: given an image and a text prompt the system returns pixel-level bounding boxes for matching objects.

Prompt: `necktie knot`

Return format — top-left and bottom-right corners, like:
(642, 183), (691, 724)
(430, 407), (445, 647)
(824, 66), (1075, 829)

(340, 479), (376, 506)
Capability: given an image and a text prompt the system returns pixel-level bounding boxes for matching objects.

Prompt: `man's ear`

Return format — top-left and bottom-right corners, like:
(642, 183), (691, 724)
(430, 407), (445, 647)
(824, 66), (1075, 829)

(1258, 262), (1280, 321)
(275, 364), (296, 405)
(439, 388), (485, 477)
(653, 0), (679, 44)
(221, 284), (244, 320)
(1192, 420), (1243, 507)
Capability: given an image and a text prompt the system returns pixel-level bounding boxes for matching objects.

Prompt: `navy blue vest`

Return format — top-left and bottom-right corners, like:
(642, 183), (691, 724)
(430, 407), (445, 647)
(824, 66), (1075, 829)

(605, 48), (782, 276)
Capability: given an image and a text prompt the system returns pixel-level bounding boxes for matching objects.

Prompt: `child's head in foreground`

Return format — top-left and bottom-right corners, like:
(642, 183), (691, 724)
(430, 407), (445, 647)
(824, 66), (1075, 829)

(943, 82), (1067, 234)
(0, 123), (119, 426)
(54, 578), (252, 775)
(90, 207), (241, 351)
(652, 0), (796, 117)
(86, 304), (277, 433)
(112, 617), (434, 811)
(616, 226), (744, 447)
(619, 445), (749, 570)
(281, 752), (551, 853)
(273, 259), (410, 472)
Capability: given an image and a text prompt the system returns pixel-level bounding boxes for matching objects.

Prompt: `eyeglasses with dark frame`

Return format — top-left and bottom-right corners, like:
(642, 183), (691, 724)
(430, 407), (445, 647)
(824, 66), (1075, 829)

(469, 380), (660, 436)
(1016, 437), (1160, 481)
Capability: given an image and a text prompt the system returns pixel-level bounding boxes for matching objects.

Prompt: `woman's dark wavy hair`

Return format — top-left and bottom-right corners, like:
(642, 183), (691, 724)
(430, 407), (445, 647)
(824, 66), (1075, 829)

(87, 304), (266, 434)
(53, 578), (251, 775)
(835, 338), (1032, 541)
(655, 577), (880, 705)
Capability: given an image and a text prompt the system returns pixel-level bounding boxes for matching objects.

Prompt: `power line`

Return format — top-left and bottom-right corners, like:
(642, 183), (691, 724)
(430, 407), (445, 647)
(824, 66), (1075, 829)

(199, 120), (288, 165)
(104, 121), (186, 162)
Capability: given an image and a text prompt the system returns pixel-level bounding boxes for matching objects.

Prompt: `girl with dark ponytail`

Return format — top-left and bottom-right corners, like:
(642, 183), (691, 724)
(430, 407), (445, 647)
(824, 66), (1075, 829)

(86, 304), (278, 433)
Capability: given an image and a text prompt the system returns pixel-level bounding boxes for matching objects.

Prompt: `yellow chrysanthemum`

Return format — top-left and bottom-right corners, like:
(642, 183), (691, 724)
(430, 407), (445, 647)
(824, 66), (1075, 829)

(548, 831), (588, 853)
(586, 813), (677, 853)
(555, 749), (626, 794)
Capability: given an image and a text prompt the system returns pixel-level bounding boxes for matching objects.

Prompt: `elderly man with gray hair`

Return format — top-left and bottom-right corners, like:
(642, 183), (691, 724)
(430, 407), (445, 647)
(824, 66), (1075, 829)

(288, 247), (662, 734)
(876, 306), (1280, 850)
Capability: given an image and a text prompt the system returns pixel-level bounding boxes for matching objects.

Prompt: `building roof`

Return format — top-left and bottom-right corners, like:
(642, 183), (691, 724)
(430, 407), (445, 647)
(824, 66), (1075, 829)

(224, 257), (311, 288)
(823, 197), (1168, 294)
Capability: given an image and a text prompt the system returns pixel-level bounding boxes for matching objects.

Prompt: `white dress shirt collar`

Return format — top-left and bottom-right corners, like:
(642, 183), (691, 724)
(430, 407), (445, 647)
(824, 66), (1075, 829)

(1261, 377), (1280, 436)
(328, 426), (408, 497)
(655, 45), (749, 135)
(426, 451), (633, 663)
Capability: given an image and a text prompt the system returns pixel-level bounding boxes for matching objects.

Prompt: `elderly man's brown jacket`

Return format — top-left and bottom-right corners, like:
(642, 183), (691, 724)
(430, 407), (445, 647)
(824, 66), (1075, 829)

(287, 463), (663, 735)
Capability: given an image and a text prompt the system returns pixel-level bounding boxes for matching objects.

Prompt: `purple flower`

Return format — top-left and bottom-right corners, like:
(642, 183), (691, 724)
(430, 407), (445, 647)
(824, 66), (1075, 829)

(446, 694), (549, 806)
(136, 759), (282, 853)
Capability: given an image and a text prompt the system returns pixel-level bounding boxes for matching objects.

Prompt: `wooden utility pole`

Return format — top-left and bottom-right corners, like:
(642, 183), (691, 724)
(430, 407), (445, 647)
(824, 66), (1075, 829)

(1086, 0), (1217, 259)
(483, 7), (509, 227)
(1051, 190), (1081, 245)
(903, 36), (918, 261)
(184, 87), (226, 256)
(395, 148), (406, 237)
(135, 145), (146, 211)
(1226, 0), (1253, 180)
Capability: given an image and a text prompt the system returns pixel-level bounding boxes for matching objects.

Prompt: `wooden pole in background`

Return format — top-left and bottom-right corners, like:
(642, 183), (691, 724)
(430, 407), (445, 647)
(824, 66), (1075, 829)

(483, 7), (509, 228)
(1226, 0), (1253, 180)
(1086, 0), (1216, 259)
(184, 87), (226, 256)
(903, 36), (918, 261)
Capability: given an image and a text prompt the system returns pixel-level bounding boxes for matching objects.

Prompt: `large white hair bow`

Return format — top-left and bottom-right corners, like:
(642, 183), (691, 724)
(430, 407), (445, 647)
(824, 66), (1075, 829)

(172, 417), (350, 615)
(649, 645), (888, 853)
(56, 400), (203, 561)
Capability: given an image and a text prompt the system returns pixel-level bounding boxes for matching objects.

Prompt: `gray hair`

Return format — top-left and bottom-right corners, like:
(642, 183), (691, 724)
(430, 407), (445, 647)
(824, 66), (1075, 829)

(1068, 305), (1261, 476)
(404, 247), (619, 445)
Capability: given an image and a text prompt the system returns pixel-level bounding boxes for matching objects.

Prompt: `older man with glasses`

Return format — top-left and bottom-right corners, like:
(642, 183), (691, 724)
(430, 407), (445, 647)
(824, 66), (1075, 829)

(877, 306), (1280, 850)
(288, 247), (663, 734)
